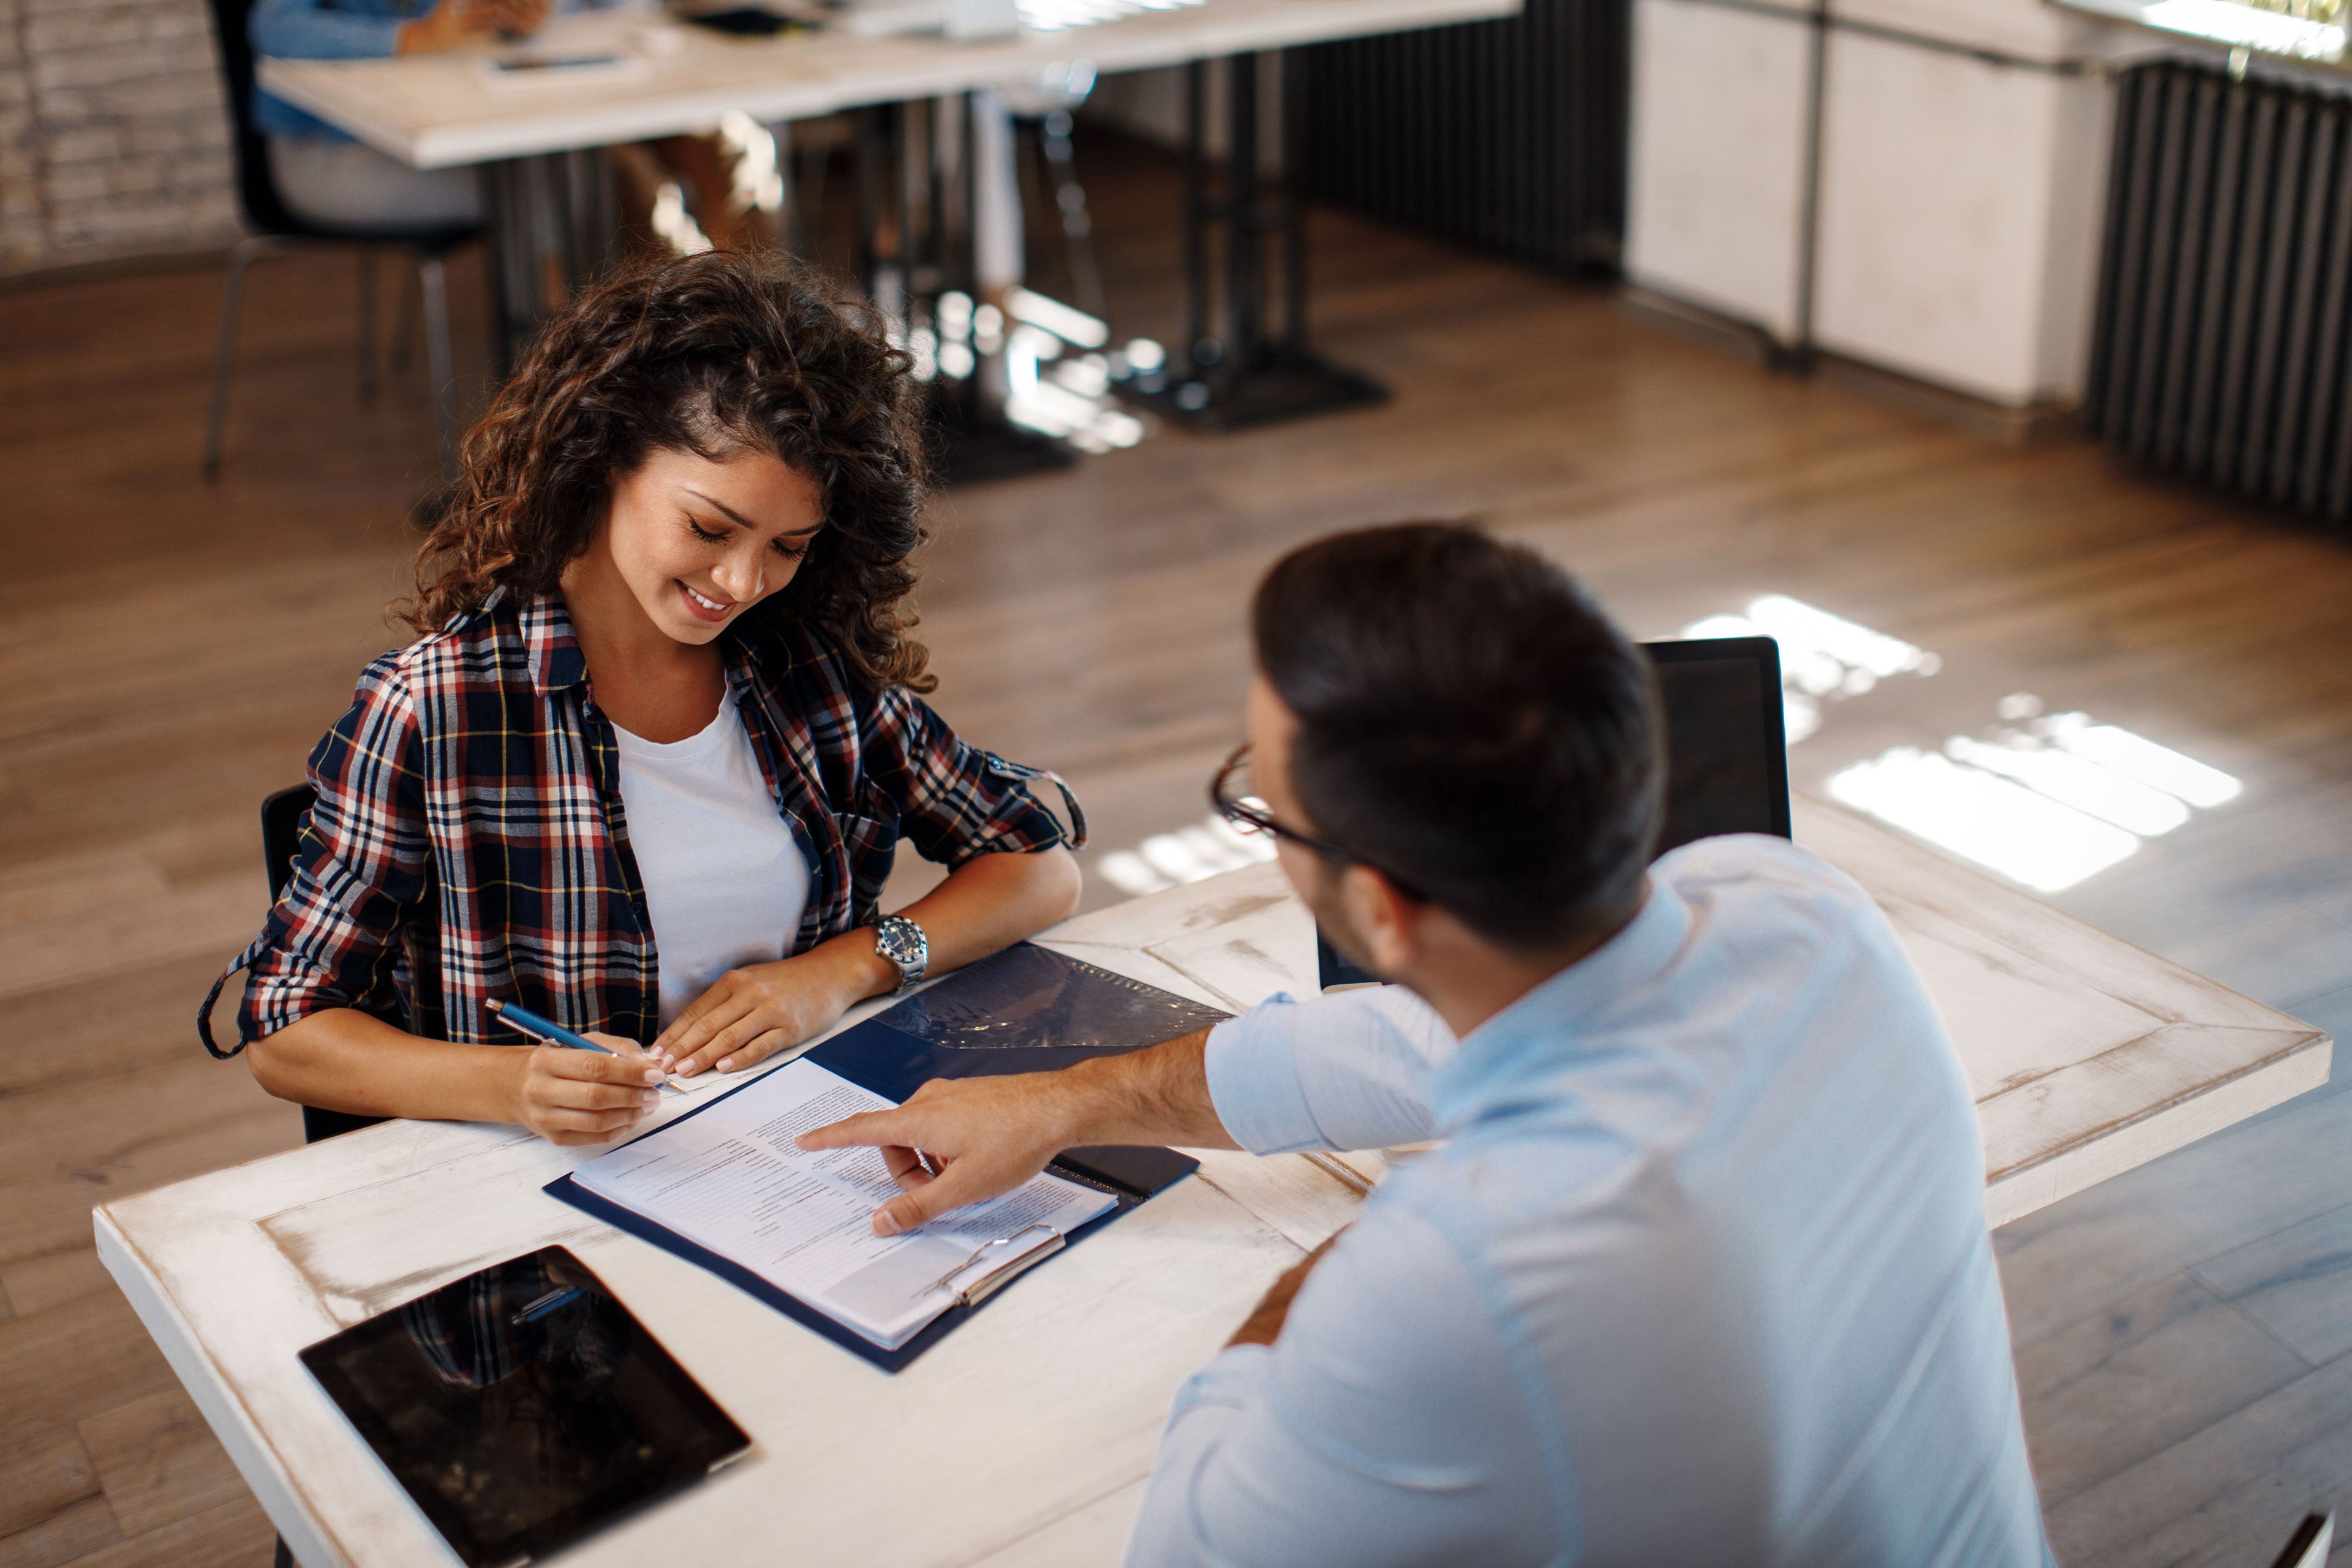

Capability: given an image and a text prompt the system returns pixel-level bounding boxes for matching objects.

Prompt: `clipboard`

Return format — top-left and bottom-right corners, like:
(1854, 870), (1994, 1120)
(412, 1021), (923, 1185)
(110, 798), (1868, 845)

(545, 943), (1226, 1371)
(545, 1156), (1136, 1373)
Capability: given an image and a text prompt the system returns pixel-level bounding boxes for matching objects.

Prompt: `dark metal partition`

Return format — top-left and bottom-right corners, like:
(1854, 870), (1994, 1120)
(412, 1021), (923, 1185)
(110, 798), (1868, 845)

(1287, 0), (1632, 276)
(2084, 59), (2352, 522)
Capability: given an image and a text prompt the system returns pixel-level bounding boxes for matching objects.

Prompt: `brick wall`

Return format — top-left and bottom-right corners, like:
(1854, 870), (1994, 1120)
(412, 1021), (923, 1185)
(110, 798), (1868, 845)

(0, 0), (243, 276)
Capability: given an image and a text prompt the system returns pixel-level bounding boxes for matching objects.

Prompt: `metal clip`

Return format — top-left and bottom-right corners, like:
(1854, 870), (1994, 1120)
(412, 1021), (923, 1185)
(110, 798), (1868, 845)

(927, 1222), (1064, 1307)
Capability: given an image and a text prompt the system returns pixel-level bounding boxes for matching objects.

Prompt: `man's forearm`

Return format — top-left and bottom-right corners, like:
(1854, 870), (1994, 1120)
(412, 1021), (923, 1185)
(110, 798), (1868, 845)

(1059, 1028), (1240, 1152)
(797, 1021), (1244, 1233)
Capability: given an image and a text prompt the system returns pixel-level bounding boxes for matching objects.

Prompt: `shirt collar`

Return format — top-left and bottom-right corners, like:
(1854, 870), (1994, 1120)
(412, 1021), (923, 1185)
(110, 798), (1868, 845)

(1424, 870), (1693, 1129)
(515, 590), (589, 695)
(516, 586), (780, 706)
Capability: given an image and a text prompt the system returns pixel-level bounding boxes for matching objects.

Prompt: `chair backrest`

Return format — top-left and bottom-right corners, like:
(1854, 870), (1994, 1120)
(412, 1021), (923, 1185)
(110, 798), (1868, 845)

(201, 0), (311, 238)
(260, 782), (315, 901)
(258, 783), (386, 1144)
(2269, 1513), (2334, 1568)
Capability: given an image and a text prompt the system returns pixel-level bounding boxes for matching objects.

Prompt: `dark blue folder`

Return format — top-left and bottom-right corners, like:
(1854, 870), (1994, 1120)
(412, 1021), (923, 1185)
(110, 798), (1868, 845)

(545, 943), (1231, 1372)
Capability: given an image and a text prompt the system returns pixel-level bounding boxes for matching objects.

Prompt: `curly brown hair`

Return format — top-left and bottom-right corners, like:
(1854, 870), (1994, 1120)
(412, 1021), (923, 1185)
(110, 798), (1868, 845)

(401, 249), (935, 692)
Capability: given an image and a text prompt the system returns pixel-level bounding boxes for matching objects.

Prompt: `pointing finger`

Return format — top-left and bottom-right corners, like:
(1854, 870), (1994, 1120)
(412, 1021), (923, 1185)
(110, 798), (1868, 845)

(797, 1107), (924, 1153)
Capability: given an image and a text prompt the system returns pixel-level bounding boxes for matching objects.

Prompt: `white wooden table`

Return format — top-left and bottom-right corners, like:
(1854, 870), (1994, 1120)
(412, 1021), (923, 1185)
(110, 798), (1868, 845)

(255, 0), (1523, 170)
(97, 800), (2332, 1567)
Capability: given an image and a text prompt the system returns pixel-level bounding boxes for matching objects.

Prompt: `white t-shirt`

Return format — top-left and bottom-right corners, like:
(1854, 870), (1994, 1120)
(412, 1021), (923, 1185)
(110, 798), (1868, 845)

(612, 688), (811, 1027)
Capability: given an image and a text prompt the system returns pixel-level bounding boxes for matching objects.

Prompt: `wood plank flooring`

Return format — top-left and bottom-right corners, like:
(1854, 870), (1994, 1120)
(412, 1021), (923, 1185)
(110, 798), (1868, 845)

(2, 132), (2350, 1566)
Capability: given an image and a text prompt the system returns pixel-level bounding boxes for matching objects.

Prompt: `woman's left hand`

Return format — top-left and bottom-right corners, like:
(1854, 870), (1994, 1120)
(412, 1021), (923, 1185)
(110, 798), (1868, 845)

(655, 941), (889, 1078)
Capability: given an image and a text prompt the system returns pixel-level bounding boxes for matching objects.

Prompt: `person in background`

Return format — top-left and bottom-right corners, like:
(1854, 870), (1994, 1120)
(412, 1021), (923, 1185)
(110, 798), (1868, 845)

(798, 524), (2056, 1566)
(199, 249), (1084, 1145)
(249, 0), (780, 251)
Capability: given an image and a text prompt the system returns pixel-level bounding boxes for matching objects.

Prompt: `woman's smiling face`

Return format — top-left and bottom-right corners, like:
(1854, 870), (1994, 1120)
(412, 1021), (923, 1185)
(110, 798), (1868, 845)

(594, 445), (827, 646)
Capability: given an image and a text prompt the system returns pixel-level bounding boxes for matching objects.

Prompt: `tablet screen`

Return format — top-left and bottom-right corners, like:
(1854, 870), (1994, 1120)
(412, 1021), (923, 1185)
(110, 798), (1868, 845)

(300, 1246), (750, 1567)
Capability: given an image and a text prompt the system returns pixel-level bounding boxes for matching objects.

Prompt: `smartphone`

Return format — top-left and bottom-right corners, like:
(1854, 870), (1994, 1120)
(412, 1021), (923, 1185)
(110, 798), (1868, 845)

(682, 7), (805, 35)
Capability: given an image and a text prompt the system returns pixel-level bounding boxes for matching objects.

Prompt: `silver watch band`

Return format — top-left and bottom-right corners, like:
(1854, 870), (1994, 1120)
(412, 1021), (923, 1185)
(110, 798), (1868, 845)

(874, 914), (929, 995)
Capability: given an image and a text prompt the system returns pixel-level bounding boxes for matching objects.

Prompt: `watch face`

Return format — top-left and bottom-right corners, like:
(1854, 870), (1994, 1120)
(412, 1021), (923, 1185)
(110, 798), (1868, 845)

(878, 921), (923, 969)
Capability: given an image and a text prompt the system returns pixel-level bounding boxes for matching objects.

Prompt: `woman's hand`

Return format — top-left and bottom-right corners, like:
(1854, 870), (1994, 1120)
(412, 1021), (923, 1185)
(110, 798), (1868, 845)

(654, 848), (1081, 1079)
(507, 1034), (669, 1146)
(657, 940), (895, 1079)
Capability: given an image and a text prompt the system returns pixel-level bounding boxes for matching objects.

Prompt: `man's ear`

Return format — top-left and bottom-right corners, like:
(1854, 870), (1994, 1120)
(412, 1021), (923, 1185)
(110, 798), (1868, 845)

(1338, 863), (1423, 976)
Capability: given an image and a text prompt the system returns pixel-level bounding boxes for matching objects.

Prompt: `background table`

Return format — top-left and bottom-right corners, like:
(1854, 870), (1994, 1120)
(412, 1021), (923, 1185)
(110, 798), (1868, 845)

(254, 0), (1522, 171)
(97, 799), (2332, 1566)
(256, 0), (1523, 462)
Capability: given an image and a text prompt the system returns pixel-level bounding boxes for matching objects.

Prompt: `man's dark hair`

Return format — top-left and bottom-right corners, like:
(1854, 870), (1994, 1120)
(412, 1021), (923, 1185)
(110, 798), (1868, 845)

(1253, 522), (1662, 953)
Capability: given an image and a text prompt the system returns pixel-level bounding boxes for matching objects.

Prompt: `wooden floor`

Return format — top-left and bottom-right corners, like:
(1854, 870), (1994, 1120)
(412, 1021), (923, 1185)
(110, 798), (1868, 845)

(3, 132), (2351, 1567)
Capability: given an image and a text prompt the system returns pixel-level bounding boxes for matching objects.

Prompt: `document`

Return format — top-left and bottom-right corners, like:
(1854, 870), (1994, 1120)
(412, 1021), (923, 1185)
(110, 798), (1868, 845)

(568, 1058), (1115, 1351)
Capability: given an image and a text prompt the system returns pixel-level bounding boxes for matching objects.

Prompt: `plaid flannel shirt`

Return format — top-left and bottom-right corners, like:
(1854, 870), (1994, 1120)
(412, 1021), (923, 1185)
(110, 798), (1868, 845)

(199, 590), (1081, 1056)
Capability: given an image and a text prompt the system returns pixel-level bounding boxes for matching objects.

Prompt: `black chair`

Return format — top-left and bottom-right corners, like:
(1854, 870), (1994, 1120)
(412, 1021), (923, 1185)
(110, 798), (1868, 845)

(201, 0), (479, 481)
(262, 784), (387, 1144)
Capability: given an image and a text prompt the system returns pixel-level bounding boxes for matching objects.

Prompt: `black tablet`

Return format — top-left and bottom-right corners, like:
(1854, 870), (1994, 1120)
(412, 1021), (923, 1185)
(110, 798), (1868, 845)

(1315, 635), (1792, 990)
(300, 1247), (751, 1568)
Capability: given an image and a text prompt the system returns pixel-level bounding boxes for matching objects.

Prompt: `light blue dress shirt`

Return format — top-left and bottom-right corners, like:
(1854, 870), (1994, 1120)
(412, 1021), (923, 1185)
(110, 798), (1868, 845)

(1130, 834), (2054, 1568)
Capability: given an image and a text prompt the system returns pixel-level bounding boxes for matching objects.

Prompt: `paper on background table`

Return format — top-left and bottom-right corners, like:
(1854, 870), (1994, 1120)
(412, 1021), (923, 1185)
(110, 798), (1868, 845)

(568, 1058), (1112, 1350)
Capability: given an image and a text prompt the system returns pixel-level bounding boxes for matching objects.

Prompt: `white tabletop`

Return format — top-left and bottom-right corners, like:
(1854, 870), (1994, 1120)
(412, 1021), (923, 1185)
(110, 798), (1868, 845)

(96, 799), (2329, 1567)
(255, 0), (1523, 169)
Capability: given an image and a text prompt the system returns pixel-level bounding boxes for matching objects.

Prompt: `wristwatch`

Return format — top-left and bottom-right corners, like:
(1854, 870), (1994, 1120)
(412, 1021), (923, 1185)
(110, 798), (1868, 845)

(872, 914), (930, 996)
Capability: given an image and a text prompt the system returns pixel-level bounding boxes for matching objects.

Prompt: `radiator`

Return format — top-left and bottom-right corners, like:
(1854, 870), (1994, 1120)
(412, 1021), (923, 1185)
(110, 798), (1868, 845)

(1287, 0), (1630, 274)
(2084, 60), (2352, 519)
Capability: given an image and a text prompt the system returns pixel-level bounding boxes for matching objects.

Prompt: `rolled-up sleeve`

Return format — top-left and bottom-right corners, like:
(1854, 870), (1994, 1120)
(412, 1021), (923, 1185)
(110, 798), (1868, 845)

(869, 688), (1079, 867)
(1127, 1204), (1555, 1568)
(229, 655), (432, 1046)
(1202, 985), (1454, 1154)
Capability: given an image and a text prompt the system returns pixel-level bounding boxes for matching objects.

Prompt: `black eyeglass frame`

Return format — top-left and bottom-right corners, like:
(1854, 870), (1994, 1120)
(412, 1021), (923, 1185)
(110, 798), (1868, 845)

(1208, 743), (1427, 900)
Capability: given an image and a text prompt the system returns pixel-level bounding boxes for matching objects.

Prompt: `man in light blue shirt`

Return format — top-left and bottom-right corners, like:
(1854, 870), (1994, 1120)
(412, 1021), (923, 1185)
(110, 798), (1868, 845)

(801, 523), (2054, 1566)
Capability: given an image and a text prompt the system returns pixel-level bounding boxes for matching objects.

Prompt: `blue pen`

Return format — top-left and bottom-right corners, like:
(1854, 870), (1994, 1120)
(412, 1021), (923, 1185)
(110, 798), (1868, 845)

(486, 998), (682, 1093)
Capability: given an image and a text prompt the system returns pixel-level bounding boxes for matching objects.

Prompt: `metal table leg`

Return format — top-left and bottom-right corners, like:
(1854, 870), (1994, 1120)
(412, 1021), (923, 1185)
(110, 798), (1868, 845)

(1120, 50), (1389, 433)
(480, 148), (617, 376)
(866, 92), (1076, 486)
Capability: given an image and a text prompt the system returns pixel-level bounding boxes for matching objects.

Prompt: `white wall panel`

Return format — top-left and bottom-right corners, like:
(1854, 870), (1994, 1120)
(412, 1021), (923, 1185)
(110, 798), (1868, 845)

(1830, 0), (2094, 61)
(1812, 31), (2111, 406)
(1624, 0), (1812, 342)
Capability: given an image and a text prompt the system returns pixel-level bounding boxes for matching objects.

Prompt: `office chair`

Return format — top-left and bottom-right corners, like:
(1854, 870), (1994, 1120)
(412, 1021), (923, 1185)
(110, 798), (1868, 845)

(201, 0), (478, 482)
(261, 783), (387, 1144)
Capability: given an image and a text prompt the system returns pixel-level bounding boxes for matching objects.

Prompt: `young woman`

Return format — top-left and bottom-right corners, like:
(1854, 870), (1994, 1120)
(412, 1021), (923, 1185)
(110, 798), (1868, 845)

(200, 251), (1083, 1145)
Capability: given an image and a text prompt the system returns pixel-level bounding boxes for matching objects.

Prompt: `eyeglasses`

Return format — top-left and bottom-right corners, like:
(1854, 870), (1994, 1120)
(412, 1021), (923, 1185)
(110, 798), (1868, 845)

(1208, 743), (1425, 899)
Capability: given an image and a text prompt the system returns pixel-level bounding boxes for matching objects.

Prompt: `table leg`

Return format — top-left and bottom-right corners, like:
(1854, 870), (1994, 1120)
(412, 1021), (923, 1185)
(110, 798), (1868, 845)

(896, 90), (1075, 484)
(1120, 48), (1389, 433)
(480, 149), (620, 376)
